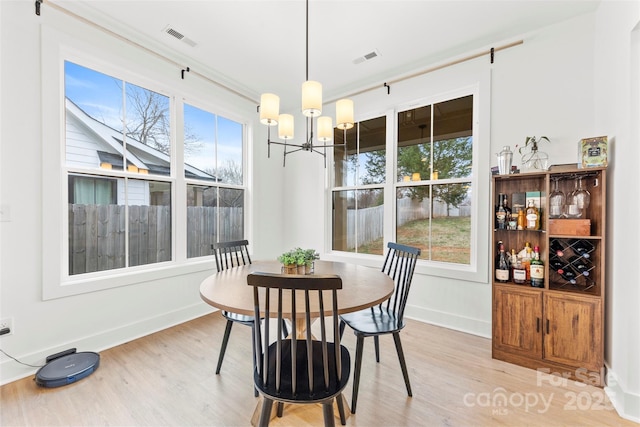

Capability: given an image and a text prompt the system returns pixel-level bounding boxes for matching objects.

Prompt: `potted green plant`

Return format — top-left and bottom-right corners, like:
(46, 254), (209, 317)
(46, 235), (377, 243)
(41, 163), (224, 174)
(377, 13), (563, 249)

(300, 248), (319, 274)
(518, 136), (550, 170)
(278, 250), (300, 274)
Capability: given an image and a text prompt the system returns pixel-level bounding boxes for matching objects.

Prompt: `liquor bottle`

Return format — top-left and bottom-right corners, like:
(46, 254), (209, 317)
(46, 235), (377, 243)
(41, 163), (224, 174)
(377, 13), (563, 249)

(495, 241), (510, 283)
(568, 255), (590, 277)
(510, 249), (518, 277)
(570, 239), (594, 259)
(496, 193), (507, 229)
(550, 239), (566, 257)
(517, 209), (525, 230)
(530, 245), (545, 288)
(525, 200), (540, 230)
(512, 258), (527, 284)
(518, 242), (532, 282)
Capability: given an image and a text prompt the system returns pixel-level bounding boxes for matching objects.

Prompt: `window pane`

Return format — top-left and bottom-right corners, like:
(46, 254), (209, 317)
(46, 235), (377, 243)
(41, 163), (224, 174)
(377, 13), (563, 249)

(430, 182), (471, 264)
(355, 189), (384, 255)
(433, 95), (473, 180)
(219, 187), (244, 241)
(217, 117), (243, 185)
(64, 61), (124, 170)
(396, 182), (471, 264)
(333, 126), (357, 187)
(184, 104), (217, 180)
(397, 106), (431, 182)
(128, 179), (172, 267)
(358, 117), (386, 185)
(332, 190), (355, 252)
(332, 189), (383, 254)
(125, 83), (171, 176)
(187, 185), (217, 259)
(396, 184), (431, 258)
(68, 174), (124, 275)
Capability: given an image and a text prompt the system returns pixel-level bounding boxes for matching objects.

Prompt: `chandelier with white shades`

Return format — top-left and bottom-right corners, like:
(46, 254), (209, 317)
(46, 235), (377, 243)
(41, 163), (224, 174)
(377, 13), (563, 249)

(259, 0), (355, 167)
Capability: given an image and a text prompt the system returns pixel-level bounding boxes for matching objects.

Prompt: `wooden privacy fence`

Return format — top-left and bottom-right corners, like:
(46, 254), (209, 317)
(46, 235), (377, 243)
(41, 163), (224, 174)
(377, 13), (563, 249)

(68, 204), (243, 275)
(346, 198), (471, 249)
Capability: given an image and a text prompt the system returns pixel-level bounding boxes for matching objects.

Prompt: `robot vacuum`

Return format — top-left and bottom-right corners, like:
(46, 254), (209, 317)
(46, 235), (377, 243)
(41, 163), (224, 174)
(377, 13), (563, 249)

(35, 350), (100, 388)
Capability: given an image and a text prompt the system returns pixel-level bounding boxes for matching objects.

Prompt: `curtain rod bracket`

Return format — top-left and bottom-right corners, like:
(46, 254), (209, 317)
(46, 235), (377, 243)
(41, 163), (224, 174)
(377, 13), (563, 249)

(35, 0), (42, 16)
(384, 82), (390, 95)
(490, 47), (495, 64)
(181, 67), (190, 79)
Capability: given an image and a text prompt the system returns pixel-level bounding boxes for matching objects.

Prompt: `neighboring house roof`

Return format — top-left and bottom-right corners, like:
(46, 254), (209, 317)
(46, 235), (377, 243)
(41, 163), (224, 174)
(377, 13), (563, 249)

(65, 97), (217, 181)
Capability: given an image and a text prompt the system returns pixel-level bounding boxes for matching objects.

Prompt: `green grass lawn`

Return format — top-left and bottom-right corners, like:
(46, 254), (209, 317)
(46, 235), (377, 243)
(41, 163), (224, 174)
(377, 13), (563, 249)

(358, 216), (471, 264)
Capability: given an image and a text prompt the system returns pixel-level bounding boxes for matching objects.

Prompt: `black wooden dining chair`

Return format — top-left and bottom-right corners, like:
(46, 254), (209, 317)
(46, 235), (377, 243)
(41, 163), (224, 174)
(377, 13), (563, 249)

(213, 240), (254, 375)
(213, 241), (289, 384)
(339, 241), (421, 414)
(248, 272), (350, 427)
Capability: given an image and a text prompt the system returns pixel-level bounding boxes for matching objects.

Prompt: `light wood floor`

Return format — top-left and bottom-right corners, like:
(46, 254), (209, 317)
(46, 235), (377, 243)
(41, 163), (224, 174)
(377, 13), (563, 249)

(1, 311), (635, 426)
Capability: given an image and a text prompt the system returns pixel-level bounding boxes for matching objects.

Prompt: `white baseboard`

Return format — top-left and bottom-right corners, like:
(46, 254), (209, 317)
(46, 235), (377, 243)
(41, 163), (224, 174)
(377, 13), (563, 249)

(404, 304), (491, 339)
(605, 366), (640, 424)
(0, 303), (215, 386)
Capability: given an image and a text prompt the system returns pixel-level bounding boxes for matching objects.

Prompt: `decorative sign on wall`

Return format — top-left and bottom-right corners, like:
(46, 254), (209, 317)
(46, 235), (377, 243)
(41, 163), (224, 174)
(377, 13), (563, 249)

(579, 136), (608, 168)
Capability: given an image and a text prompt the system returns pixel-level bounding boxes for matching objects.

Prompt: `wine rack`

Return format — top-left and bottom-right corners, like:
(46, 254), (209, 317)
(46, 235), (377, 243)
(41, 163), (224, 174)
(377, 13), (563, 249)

(549, 238), (599, 292)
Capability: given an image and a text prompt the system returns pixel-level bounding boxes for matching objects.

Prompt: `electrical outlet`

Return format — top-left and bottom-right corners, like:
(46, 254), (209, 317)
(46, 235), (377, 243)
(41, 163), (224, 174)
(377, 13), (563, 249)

(0, 317), (14, 336)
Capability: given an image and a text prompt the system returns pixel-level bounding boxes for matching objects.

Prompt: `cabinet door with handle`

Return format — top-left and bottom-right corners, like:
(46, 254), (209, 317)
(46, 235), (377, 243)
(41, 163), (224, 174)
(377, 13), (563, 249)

(493, 286), (543, 358)
(543, 292), (603, 371)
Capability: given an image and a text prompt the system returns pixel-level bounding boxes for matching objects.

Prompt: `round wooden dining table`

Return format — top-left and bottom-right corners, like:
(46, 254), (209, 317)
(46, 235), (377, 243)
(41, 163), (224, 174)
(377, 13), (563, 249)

(200, 259), (392, 425)
(199, 259), (394, 318)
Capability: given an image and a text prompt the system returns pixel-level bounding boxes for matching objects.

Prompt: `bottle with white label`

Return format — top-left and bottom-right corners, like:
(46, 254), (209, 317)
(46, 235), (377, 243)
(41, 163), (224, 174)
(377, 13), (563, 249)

(525, 200), (540, 230)
(495, 241), (510, 283)
(530, 246), (545, 288)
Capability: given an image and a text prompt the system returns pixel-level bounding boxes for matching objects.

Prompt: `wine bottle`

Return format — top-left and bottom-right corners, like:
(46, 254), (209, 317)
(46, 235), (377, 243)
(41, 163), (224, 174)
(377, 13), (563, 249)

(568, 255), (590, 277)
(558, 266), (578, 285)
(548, 255), (565, 274)
(496, 193), (507, 229)
(570, 239), (594, 259)
(530, 245), (544, 288)
(503, 195), (513, 229)
(550, 239), (566, 257)
(495, 241), (510, 283)
(525, 200), (540, 230)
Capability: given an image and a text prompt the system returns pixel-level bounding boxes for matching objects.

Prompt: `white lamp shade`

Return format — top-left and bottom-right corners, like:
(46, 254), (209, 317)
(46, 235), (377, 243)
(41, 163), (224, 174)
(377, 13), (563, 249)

(302, 80), (322, 117)
(336, 98), (354, 130)
(278, 114), (294, 140)
(260, 93), (280, 125)
(317, 116), (333, 142)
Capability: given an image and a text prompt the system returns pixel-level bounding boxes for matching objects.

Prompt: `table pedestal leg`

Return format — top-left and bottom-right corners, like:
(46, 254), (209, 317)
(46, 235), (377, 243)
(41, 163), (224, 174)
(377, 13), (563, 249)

(250, 395), (351, 426)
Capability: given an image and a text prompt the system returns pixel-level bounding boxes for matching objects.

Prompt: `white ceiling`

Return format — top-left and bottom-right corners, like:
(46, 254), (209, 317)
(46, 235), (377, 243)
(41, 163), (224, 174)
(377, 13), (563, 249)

(55, 0), (600, 108)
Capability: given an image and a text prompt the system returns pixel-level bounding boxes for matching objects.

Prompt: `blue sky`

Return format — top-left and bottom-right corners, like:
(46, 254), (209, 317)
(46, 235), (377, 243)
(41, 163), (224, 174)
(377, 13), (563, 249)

(64, 61), (242, 174)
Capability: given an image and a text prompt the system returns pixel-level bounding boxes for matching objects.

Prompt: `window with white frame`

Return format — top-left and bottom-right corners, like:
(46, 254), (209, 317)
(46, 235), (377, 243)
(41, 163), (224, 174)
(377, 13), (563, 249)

(63, 61), (246, 275)
(331, 94), (474, 265)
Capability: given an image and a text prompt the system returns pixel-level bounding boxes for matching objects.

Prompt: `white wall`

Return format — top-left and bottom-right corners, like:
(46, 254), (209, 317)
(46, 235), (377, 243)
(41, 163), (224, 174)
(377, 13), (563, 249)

(593, 0), (640, 422)
(1, 0), (638, 422)
(0, 0), (283, 384)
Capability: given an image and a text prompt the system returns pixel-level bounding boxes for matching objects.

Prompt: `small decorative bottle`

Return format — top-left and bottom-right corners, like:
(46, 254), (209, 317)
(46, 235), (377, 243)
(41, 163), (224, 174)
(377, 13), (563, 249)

(525, 200), (540, 230)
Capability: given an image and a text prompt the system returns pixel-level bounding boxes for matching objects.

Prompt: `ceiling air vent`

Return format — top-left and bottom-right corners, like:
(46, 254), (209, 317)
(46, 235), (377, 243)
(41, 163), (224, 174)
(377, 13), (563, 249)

(162, 25), (197, 47)
(353, 49), (380, 65)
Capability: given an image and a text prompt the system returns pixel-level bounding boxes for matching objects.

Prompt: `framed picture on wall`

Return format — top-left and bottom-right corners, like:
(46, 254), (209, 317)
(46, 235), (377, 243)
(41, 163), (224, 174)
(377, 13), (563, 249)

(579, 136), (608, 168)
